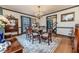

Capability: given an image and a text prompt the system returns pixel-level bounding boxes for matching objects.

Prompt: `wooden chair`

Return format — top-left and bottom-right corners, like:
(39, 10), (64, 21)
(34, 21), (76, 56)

(32, 32), (39, 43)
(26, 27), (33, 41)
(41, 29), (52, 45)
(32, 28), (42, 44)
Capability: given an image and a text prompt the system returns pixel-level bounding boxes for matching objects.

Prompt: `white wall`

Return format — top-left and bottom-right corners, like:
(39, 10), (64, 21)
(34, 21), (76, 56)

(3, 6), (79, 36)
(3, 9), (35, 34)
(39, 6), (79, 36)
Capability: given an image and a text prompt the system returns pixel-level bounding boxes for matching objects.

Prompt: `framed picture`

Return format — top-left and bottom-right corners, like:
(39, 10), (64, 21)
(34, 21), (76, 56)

(61, 12), (75, 22)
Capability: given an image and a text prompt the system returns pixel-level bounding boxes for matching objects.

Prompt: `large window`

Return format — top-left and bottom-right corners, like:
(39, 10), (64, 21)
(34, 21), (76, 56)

(21, 16), (31, 33)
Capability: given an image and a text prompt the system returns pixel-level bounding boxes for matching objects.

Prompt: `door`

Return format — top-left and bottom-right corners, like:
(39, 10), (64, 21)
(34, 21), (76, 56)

(47, 17), (53, 31)
(46, 15), (57, 33)
(21, 16), (31, 33)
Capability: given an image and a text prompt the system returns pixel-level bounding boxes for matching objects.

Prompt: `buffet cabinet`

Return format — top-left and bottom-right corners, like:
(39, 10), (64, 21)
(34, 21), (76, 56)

(5, 15), (19, 39)
(74, 24), (79, 52)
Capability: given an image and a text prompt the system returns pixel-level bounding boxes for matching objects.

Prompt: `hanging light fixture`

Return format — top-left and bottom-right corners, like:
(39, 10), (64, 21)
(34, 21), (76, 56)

(37, 6), (41, 19)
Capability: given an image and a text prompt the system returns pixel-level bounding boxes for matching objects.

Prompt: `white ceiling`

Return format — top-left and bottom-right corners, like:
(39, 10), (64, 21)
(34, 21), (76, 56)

(0, 5), (75, 16)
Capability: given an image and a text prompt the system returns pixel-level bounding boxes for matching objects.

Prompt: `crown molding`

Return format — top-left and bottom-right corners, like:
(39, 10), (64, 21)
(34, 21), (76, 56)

(42, 5), (79, 16)
(1, 5), (79, 18)
(0, 7), (37, 17)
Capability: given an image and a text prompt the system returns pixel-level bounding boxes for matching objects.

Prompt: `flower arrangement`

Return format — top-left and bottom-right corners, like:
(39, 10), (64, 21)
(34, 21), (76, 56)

(0, 15), (10, 28)
(0, 20), (5, 28)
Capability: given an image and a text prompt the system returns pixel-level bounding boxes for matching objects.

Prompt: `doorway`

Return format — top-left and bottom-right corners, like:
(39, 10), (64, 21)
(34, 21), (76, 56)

(46, 15), (57, 34)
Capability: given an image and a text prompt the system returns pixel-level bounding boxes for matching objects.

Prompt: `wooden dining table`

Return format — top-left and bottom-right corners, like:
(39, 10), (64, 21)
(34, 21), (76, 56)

(32, 27), (43, 43)
(41, 32), (52, 45)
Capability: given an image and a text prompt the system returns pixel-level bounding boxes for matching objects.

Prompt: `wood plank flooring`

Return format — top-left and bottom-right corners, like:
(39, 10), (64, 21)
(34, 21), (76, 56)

(54, 35), (72, 53)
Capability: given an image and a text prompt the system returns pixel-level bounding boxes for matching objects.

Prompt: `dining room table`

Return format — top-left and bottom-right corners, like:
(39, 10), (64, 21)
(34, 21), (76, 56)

(32, 27), (43, 43)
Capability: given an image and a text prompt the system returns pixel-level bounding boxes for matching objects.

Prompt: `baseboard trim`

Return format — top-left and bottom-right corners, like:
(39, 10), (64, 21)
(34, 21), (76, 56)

(56, 34), (72, 38)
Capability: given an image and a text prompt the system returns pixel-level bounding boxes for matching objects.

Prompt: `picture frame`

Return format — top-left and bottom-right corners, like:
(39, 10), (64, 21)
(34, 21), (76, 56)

(61, 12), (75, 22)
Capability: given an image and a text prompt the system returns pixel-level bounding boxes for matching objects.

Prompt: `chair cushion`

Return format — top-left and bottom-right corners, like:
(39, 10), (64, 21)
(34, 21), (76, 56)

(33, 33), (38, 36)
(42, 33), (48, 37)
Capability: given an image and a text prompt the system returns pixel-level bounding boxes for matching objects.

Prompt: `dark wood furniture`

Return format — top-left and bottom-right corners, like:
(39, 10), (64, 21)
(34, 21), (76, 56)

(41, 29), (52, 45)
(5, 37), (23, 53)
(26, 27), (33, 41)
(26, 27), (42, 44)
(32, 28), (43, 44)
(32, 32), (39, 43)
(5, 15), (19, 39)
(74, 24), (79, 52)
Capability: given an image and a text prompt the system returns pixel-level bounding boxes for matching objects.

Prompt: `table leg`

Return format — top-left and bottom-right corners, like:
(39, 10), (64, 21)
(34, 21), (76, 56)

(38, 35), (41, 43)
(48, 39), (50, 45)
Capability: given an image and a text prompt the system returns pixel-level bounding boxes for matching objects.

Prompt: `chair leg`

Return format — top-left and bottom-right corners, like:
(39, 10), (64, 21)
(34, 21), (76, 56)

(32, 36), (35, 44)
(28, 34), (31, 41)
(48, 39), (50, 45)
(32, 38), (34, 44)
(48, 38), (52, 45)
(38, 35), (41, 43)
(50, 38), (52, 42)
(26, 34), (27, 38)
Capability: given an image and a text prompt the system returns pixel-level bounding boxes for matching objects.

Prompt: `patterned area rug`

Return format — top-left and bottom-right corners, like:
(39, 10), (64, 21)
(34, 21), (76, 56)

(16, 34), (61, 53)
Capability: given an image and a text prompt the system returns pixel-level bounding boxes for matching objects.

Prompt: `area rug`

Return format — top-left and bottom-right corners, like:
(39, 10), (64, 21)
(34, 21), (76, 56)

(16, 34), (61, 53)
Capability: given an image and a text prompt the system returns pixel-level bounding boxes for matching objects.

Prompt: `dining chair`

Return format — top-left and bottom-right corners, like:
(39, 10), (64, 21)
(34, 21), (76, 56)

(41, 28), (52, 45)
(27, 27), (33, 41)
(32, 32), (38, 44)
(32, 27), (42, 44)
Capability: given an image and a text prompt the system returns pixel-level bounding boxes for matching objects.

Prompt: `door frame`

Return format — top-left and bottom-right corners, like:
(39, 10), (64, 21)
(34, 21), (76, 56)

(21, 16), (31, 34)
(46, 14), (57, 32)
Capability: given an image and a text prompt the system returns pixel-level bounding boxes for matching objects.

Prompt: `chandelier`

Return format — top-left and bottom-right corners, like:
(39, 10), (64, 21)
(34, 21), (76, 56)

(37, 6), (41, 19)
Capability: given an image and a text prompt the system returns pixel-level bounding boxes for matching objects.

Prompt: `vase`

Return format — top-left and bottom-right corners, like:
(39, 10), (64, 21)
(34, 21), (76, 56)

(0, 32), (4, 43)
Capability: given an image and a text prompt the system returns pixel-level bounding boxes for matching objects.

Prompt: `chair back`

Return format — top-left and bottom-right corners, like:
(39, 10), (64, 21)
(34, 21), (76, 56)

(48, 29), (52, 38)
(28, 27), (32, 34)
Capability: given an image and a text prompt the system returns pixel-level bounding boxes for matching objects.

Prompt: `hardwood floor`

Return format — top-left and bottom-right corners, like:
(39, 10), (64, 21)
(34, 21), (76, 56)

(12, 34), (73, 53)
(54, 35), (72, 53)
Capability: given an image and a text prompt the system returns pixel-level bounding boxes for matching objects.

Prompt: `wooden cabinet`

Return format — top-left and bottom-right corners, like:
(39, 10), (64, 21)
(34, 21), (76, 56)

(5, 15), (19, 39)
(4, 15), (23, 53)
(5, 37), (23, 53)
(5, 20), (18, 32)
(74, 24), (79, 52)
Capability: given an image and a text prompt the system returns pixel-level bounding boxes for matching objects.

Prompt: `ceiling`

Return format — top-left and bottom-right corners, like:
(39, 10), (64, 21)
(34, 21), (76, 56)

(0, 5), (75, 17)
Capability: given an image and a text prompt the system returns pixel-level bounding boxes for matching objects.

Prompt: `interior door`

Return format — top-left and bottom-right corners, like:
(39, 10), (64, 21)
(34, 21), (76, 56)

(47, 16), (53, 32)
(46, 15), (57, 33)
(21, 16), (31, 33)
